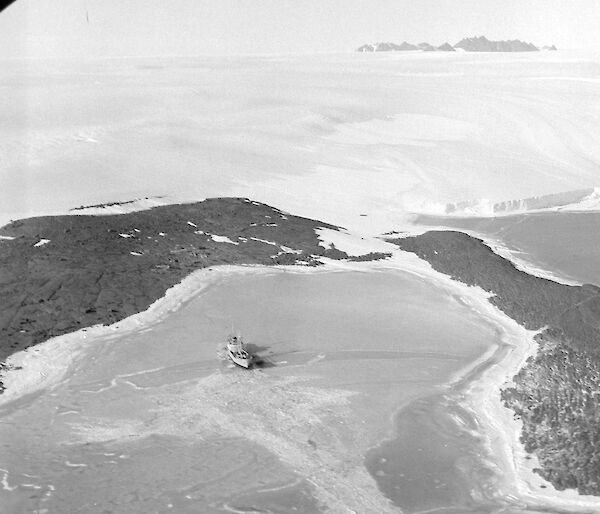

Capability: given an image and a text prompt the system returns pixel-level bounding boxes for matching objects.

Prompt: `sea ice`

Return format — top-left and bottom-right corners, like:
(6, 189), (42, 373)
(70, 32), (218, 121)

(2, 52), (599, 233)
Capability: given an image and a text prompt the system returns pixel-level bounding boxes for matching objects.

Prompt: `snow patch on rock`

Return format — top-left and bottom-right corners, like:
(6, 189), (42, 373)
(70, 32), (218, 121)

(210, 234), (239, 245)
(69, 197), (168, 216)
(250, 237), (277, 246)
(316, 228), (395, 257)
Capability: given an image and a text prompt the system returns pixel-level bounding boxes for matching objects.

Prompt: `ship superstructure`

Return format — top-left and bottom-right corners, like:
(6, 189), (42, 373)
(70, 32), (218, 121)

(226, 334), (253, 368)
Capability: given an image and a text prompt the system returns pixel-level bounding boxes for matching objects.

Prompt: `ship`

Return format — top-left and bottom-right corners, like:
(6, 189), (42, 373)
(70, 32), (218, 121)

(226, 334), (253, 368)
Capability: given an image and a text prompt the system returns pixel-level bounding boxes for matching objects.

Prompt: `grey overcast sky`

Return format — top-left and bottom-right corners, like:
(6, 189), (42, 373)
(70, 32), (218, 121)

(0, 0), (598, 59)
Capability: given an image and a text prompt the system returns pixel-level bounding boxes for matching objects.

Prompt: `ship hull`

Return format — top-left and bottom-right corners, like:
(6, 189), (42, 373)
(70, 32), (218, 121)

(226, 334), (253, 369)
(227, 350), (251, 368)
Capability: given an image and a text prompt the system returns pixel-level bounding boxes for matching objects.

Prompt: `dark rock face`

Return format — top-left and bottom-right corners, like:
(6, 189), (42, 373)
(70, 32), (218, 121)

(356, 36), (544, 53)
(356, 42), (408, 52)
(437, 42), (456, 52)
(501, 332), (600, 495)
(399, 41), (419, 51)
(356, 44), (375, 52)
(418, 42), (437, 52)
(454, 35), (539, 52)
(356, 41), (435, 53)
(0, 198), (355, 390)
(391, 231), (600, 350)
(374, 42), (403, 51)
(390, 230), (600, 495)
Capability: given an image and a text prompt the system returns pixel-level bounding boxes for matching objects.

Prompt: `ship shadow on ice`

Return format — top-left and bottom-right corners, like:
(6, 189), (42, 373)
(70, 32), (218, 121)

(218, 342), (279, 369)
(244, 343), (278, 368)
(219, 340), (311, 369)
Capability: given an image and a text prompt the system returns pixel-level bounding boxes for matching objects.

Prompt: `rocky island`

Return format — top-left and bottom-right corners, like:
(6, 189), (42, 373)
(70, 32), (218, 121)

(454, 35), (539, 52)
(357, 35), (555, 52)
(356, 41), (456, 52)
(0, 198), (388, 391)
(390, 230), (600, 495)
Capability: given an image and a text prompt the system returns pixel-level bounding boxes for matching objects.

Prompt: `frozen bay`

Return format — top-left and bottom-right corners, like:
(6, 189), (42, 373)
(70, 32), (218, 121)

(0, 267), (504, 513)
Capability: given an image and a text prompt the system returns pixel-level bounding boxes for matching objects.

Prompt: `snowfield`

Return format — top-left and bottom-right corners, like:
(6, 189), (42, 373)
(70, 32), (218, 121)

(1, 52), (599, 232)
(316, 227), (395, 256)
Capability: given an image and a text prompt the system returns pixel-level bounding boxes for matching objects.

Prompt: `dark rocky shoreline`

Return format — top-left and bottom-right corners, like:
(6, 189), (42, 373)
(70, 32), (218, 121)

(390, 230), (600, 496)
(3, 202), (597, 496)
(0, 198), (390, 392)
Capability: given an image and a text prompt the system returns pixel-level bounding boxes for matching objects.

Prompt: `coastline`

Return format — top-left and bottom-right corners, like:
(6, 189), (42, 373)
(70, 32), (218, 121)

(312, 250), (600, 511)
(0, 264), (278, 407)
(0, 255), (393, 406)
(404, 222), (582, 286)
(467, 323), (600, 512)
(390, 229), (600, 510)
(2, 231), (600, 511)
(373, 249), (600, 511)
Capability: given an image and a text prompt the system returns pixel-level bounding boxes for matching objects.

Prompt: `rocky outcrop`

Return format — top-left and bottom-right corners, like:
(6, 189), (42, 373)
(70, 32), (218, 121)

(356, 42), (420, 52)
(437, 42), (456, 52)
(399, 41), (419, 51)
(390, 230), (600, 495)
(356, 44), (376, 52)
(0, 198), (376, 391)
(502, 332), (600, 494)
(418, 42), (436, 52)
(454, 35), (539, 52)
(356, 36), (548, 53)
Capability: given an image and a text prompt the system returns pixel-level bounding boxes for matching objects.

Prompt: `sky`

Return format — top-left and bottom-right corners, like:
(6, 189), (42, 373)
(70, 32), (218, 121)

(0, 0), (599, 59)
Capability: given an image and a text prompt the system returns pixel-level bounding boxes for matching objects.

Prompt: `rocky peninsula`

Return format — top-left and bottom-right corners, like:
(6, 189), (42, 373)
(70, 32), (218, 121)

(0, 198), (389, 392)
(390, 230), (600, 495)
(3, 200), (598, 497)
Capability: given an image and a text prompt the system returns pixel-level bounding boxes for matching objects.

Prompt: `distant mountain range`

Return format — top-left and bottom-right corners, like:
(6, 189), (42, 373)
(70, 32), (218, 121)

(356, 36), (557, 53)
(356, 41), (455, 52)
